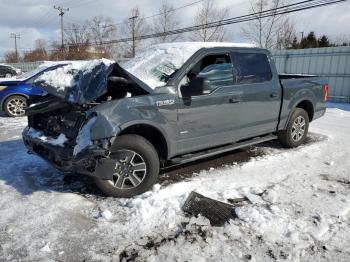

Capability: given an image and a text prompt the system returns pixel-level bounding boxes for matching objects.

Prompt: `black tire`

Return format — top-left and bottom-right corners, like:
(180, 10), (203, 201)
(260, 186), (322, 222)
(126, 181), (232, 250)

(95, 134), (160, 198)
(3, 95), (28, 117)
(278, 108), (309, 148)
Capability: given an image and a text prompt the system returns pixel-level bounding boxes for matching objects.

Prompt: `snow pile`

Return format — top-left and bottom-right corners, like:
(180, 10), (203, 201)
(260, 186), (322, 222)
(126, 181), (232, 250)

(122, 42), (255, 88)
(0, 103), (350, 261)
(26, 127), (68, 147)
(35, 59), (114, 93)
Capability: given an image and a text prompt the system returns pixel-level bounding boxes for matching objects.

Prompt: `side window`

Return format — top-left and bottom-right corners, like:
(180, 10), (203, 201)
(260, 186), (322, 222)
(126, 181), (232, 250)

(198, 63), (234, 90)
(232, 53), (272, 85)
(180, 54), (234, 96)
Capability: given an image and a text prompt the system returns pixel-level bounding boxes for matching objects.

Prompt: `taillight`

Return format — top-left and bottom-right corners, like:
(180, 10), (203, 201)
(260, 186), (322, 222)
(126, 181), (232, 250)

(323, 84), (328, 102)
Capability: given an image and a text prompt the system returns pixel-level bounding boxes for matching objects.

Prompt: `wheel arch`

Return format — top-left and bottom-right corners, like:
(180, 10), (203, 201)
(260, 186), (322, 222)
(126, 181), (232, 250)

(295, 99), (314, 122)
(118, 123), (169, 162)
(283, 98), (314, 130)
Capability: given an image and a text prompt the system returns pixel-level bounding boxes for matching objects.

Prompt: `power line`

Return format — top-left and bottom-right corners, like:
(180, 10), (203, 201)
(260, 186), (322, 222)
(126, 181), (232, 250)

(66, 0), (99, 9)
(64, 0), (205, 30)
(67, 0), (347, 46)
(144, 0), (204, 20)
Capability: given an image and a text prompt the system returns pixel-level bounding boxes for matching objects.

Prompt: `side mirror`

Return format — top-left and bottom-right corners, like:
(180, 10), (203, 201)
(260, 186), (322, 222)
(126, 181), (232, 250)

(180, 77), (211, 98)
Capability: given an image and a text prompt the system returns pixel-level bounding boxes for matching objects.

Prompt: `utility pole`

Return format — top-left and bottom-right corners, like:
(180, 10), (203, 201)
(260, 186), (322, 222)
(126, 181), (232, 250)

(299, 31), (304, 48)
(10, 33), (20, 62)
(54, 5), (69, 49)
(129, 15), (138, 57)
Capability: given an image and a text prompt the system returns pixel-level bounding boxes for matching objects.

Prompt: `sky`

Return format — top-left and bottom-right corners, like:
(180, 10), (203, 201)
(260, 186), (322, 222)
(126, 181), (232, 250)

(0, 0), (349, 59)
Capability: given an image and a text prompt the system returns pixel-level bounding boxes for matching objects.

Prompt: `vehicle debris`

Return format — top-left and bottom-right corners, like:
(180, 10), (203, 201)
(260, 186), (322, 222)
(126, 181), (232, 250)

(182, 191), (240, 226)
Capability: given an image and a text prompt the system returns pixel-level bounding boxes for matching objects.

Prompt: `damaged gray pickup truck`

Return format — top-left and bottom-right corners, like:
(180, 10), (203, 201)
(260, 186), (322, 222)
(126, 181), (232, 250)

(22, 43), (328, 197)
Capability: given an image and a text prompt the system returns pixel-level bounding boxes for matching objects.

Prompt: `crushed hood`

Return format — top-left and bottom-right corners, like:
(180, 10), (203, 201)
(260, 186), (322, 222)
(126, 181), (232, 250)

(34, 59), (153, 105)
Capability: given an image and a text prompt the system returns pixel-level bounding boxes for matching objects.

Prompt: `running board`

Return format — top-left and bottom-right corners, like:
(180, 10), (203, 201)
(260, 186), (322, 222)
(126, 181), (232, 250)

(169, 134), (277, 165)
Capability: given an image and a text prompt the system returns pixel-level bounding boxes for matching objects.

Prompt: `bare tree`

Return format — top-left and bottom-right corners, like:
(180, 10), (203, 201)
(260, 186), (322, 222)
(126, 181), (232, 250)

(65, 23), (90, 46)
(87, 16), (118, 58)
(4, 51), (19, 63)
(276, 19), (297, 49)
(242, 0), (295, 49)
(153, 1), (181, 43)
(34, 39), (48, 50)
(334, 34), (350, 46)
(88, 16), (117, 45)
(190, 0), (229, 42)
(121, 7), (150, 57)
(23, 39), (49, 62)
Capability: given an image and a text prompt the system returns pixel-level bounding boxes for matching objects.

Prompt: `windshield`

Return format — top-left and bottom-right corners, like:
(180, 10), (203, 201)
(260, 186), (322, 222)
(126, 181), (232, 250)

(121, 44), (203, 89)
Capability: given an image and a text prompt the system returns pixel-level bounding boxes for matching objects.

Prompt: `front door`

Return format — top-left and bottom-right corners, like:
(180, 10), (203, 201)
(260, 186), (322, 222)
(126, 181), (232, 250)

(176, 53), (242, 155)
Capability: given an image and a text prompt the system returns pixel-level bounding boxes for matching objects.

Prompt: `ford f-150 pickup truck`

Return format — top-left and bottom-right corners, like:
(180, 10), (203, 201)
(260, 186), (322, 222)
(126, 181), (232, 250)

(22, 43), (328, 197)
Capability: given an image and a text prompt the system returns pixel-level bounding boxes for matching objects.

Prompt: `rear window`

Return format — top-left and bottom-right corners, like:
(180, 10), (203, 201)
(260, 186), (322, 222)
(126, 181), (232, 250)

(231, 53), (272, 84)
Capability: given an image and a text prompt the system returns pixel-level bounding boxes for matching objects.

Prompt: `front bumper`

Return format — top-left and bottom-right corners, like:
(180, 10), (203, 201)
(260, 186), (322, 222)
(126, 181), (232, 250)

(22, 127), (115, 180)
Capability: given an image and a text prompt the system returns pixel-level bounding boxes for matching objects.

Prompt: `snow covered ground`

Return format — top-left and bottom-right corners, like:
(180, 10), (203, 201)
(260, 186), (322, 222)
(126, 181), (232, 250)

(0, 104), (349, 261)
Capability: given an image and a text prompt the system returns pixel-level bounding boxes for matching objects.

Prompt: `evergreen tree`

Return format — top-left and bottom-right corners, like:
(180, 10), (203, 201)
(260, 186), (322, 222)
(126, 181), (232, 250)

(318, 35), (331, 47)
(291, 36), (299, 49)
(300, 32), (318, 48)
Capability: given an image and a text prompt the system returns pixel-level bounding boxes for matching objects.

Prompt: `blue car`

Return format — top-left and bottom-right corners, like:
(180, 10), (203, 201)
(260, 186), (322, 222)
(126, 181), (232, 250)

(0, 63), (67, 117)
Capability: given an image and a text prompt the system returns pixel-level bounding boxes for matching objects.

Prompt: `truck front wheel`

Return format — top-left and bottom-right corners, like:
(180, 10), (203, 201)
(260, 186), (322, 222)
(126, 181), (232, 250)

(278, 108), (309, 148)
(95, 134), (160, 198)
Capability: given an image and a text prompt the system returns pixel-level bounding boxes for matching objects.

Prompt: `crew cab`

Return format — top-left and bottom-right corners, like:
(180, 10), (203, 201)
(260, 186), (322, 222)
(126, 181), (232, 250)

(22, 43), (328, 197)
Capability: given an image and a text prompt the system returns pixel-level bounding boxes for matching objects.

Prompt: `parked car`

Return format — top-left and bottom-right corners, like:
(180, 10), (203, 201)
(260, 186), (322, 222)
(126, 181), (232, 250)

(23, 43), (328, 197)
(0, 64), (21, 78)
(0, 63), (67, 117)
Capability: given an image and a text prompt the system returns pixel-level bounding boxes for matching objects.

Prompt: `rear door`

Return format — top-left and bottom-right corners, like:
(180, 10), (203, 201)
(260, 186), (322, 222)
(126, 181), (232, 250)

(230, 51), (281, 138)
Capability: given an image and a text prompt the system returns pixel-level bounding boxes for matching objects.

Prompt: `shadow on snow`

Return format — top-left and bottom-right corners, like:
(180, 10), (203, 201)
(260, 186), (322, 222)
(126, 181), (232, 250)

(0, 132), (328, 197)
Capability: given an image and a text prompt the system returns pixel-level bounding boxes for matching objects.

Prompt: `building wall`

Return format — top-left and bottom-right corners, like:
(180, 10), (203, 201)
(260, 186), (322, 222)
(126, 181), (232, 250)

(272, 47), (350, 103)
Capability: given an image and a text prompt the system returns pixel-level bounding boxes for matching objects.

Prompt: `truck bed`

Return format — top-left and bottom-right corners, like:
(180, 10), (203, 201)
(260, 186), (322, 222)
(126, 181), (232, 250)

(278, 75), (327, 131)
(278, 73), (317, 79)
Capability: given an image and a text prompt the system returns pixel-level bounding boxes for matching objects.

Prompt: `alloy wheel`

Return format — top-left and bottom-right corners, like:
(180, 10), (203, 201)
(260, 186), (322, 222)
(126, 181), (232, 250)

(6, 97), (27, 117)
(108, 150), (147, 190)
(291, 116), (306, 142)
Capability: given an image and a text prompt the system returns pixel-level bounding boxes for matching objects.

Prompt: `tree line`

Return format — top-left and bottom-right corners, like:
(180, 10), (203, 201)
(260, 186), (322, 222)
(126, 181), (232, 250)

(3, 0), (349, 63)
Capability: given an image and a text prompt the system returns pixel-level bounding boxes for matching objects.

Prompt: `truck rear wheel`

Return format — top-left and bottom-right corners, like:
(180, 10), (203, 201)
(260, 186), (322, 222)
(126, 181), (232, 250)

(278, 108), (309, 148)
(95, 134), (160, 198)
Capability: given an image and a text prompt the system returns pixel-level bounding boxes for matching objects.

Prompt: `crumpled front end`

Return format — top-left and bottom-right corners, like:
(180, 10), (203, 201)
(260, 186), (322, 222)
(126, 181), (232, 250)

(21, 58), (152, 180)
(22, 102), (116, 180)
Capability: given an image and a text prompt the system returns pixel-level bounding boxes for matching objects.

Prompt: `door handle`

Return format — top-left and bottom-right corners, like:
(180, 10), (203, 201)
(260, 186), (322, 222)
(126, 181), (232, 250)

(229, 97), (241, 103)
(270, 92), (279, 98)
